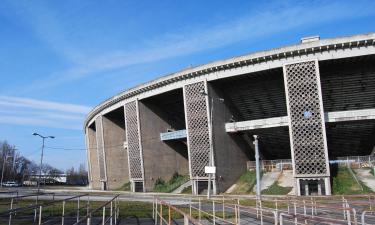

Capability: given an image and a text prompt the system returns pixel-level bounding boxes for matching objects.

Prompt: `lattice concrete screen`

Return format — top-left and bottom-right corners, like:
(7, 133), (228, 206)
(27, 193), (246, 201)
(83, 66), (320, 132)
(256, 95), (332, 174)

(283, 60), (330, 177)
(184, 81), (211, 179)
(95, 116), (107, 181)
(124, 101), (144, 181)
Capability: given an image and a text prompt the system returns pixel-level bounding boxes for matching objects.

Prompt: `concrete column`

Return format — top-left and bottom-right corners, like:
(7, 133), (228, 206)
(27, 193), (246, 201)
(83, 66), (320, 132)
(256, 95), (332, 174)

(124, 100), (145, 192)
(102, 108), (129, 190)
(138, 100), (189, 191)
(86, 125), (101, 189)
(95, 116), (107, 190)
(283, 60), (331, 195)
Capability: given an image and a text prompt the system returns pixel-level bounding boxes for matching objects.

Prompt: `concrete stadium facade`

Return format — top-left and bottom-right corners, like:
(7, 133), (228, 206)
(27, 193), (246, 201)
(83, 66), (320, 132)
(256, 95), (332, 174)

(84, 33), (375, 195)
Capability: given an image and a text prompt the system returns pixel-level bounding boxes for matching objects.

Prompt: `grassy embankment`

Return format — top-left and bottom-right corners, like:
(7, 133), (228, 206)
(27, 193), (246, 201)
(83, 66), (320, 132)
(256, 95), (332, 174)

(332, 166), (372, 195)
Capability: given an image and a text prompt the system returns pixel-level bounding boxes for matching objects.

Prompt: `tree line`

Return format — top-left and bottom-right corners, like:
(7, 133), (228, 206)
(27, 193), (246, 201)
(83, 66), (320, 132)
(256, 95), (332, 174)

(1, 140), (88, 185)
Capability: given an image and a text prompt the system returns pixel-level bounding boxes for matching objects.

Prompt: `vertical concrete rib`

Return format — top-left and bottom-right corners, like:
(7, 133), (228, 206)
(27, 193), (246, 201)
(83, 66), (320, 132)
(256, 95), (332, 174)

(95, 116), (107, 189)
(86, 124), (101, 189)
(124, 100), (145, 191)
(283, 60), (331, 195)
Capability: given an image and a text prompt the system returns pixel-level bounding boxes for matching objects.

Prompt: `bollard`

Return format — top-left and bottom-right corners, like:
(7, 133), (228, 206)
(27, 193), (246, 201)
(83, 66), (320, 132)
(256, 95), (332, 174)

(102, 206), (106, 225)
(39, 206), (43, 225)
(154, 200), (158, 225)
(189, 197), (192, 217)
(184, 215), (189, 225)
(8, 198), (14, 225)
(152, 197), (155, 220)
(160, 203), (163, 225)
(275, 200), (278, 215)
(222, 195), (225, 220)
(110, 201), (113, 225)
(168, 205), (171, 225)
(62, 201), (65, 225)
(77, 196), (80, 223)
(198, 198), (201, 222)
(238, 205), (241, 225)
(213, 200), (216, 225)
(293, 202), (297, 225)
(234, 205), (238, 225)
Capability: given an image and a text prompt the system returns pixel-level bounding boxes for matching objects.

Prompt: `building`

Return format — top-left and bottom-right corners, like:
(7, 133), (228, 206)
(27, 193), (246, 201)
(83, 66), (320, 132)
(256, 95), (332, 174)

(84, 33), (375, 195)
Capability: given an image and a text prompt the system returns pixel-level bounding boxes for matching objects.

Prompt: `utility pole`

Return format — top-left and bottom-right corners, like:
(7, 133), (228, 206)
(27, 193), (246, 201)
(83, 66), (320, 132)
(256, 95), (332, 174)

(33, 133), (55, 193)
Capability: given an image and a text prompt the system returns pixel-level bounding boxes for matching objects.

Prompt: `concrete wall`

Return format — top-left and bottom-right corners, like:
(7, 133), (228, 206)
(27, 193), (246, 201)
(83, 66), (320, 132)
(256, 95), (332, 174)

(208, 84), (251, 193)
(138, 100), (189, 192)
(87, 125), (101, 189)
(102, 111), (129, 190)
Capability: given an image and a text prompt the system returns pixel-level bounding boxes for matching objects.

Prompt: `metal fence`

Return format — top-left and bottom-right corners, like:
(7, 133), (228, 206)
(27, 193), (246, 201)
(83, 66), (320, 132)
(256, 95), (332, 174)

(247, 155), (375, 172)
(154, 194), (375, 225)
(0, 192), (120, 225)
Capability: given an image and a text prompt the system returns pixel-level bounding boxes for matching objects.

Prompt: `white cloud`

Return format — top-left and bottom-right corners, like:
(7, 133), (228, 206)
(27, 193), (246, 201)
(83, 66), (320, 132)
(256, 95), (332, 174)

(0, 96), (91, 130)
(4, 0), (375, 94)
(0, 96), (91, 114)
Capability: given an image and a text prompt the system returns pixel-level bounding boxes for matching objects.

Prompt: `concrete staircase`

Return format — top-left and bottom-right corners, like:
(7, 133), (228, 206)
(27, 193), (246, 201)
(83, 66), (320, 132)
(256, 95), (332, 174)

(278, 170), (295, 195)
(253, 171), (281, 192)
(172, 180), (192, 194)
(354, 168), (375, 192)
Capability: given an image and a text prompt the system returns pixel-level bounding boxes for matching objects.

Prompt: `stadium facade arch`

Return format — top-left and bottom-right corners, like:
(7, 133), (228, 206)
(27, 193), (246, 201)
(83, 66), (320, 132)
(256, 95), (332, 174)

(84, 33), (375, 195)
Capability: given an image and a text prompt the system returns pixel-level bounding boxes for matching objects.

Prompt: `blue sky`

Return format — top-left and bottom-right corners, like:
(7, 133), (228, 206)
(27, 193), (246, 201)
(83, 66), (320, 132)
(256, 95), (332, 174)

(0, 0), (374, 171)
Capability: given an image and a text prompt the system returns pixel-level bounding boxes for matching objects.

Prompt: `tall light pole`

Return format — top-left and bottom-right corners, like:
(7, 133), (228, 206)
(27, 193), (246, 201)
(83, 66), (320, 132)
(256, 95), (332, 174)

(253, 135), (261, 200)
(200, 90), (224, 199)
(32, 133), (55, 193)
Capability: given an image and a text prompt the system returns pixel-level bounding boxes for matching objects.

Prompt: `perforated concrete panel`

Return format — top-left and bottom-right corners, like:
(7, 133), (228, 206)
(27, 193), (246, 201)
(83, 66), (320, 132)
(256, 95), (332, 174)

(124, 101), (144, 181)
(183, 81), (211, 179)
(95, 116), (107, 181)
(283, 60), (330, 177)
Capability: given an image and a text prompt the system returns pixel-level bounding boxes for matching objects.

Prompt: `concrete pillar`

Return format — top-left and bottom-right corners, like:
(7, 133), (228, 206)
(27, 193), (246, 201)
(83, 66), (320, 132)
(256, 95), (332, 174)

(124, 100), (145, 192)
(183, 81), (212, 194)
(95, 116), (107, 190)
(138, 100), (189, 191)
(86, 125), (101, 189)
(102, 108), (129, 190)
(283, 60), (331, 195)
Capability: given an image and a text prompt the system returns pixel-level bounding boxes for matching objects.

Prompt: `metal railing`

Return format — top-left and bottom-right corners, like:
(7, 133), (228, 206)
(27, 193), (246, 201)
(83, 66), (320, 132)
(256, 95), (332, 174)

(75, 194), (119, 225)
(0, 192), (90, 225)
(153, 194), (375, 224)
(153, 197), (203, 225)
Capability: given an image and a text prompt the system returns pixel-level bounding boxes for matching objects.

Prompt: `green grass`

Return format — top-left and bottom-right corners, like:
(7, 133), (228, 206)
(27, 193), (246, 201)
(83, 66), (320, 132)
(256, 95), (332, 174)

(369, 168), (375, 176)
(261, 182), (292, 195)
(230, 170), (257, 194)
(115, 182), (131, 191)
(332, 166), (373, 195)
(153, 173), (189, 193)
(181, 186), (192, 194)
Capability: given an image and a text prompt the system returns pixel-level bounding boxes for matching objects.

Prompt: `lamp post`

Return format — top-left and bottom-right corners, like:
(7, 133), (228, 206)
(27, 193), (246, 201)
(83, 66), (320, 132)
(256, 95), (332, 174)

(200, 90), (224, 199)
(253, 135), (261, 200)
(32, 133), (55, 193)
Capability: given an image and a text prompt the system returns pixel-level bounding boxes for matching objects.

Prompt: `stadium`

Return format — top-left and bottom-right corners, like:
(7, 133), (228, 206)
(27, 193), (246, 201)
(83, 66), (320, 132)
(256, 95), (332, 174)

(84, 33), (375, 196)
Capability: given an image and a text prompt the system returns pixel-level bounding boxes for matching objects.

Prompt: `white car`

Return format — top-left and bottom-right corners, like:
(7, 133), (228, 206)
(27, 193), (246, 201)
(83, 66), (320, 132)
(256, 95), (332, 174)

(2, 181), (19, 187)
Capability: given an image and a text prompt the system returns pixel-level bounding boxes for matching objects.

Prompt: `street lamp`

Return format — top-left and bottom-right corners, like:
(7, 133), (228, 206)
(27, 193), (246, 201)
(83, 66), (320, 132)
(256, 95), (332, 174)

(253, 135), (261, 200)
(200, 90), (224, 199)
(32, 133), (55, 193)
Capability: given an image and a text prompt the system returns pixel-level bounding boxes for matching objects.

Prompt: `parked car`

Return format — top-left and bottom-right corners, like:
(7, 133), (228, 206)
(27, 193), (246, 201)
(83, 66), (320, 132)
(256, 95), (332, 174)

(2, 181), (19, 187)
